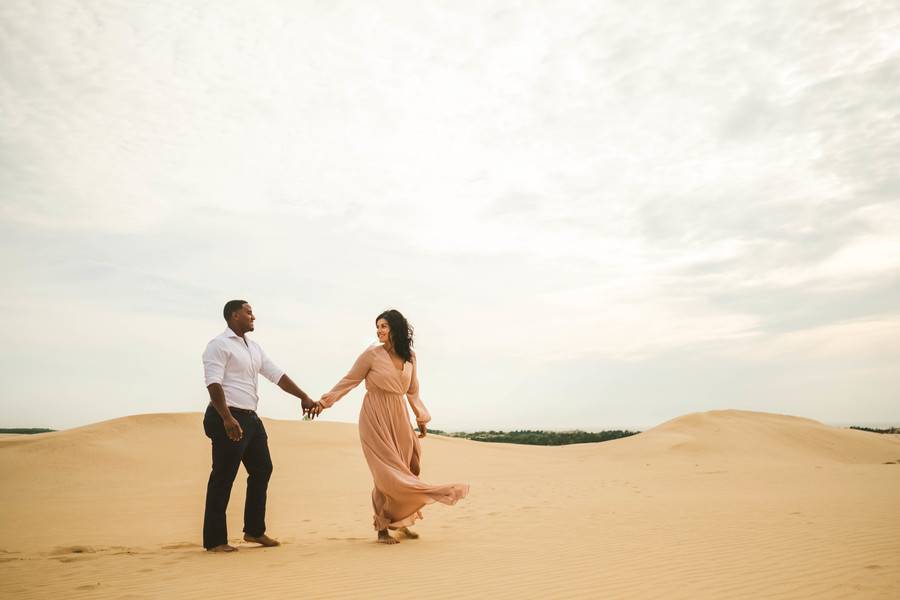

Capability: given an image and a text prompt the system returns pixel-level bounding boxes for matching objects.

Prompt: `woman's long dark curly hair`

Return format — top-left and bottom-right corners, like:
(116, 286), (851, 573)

(376, 309), (414, 363)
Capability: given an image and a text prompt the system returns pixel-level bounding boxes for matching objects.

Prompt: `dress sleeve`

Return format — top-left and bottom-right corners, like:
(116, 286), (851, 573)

(320, 346), (373, 408)
(406, 354), (431, 423)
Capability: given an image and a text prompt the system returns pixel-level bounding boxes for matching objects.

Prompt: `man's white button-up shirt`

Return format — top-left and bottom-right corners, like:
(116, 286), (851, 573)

(202, 328), (285, 411)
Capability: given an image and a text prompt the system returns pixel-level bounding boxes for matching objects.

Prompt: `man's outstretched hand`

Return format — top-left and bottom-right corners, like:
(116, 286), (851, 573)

(301, 397), (323, 420)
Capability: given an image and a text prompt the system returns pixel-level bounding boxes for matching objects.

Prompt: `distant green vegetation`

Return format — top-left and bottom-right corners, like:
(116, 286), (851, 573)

(850, 426), (900, 435)
(0, 428), (55, 434)
(418, 428), (640, 446)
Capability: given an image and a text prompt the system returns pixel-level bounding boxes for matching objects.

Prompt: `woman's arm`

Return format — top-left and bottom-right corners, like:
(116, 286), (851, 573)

(319, 346), (374, 409)
(405, 354), (431, 437)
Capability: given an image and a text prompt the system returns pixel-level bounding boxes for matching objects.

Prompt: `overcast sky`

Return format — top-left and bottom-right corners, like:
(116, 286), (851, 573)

(2, 1), (898, 431)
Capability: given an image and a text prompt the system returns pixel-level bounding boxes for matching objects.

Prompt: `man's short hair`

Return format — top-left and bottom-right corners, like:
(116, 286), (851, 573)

(223, 299), (248, 321)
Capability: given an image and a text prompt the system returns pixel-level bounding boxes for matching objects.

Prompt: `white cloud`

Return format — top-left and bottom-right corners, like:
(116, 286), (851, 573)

(1, 0), (898, 428)
(723, 316), (900, 364)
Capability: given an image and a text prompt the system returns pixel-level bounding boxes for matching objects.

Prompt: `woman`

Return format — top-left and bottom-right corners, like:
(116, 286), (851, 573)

(316, 309), (469, 544)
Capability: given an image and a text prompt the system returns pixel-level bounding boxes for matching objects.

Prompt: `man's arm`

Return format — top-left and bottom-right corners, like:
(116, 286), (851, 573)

(257, 345), (321, 419)
(207, 383), (244, 441)
(276, 375), (322, 418)
(203, 340), (243, 441)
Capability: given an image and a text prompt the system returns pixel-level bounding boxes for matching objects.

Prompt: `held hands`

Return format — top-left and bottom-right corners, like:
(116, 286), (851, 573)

(301, 396), (323, 420)
(417, 420), (427, 438)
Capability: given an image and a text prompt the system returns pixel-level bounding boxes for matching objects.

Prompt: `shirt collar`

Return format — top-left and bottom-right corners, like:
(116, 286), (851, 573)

(221, 327), (245, 340)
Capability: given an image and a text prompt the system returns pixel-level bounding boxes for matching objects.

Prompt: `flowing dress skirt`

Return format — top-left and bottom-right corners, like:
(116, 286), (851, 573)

(359, 388), (469, 530)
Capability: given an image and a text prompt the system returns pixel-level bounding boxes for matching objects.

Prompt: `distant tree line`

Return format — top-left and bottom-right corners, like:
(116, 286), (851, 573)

(418, 428), (640, 446)
(850, 426), (900, 435)
(0, 428), (55, 434)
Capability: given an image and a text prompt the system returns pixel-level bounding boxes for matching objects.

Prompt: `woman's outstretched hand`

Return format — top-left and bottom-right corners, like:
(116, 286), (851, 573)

(417, 420), (427, 438)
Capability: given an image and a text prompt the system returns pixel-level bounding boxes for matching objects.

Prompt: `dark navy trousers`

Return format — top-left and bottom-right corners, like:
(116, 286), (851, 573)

(202, 404), (273, 549)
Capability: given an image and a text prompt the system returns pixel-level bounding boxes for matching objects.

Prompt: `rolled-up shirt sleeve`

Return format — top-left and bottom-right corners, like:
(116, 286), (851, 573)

(258, 346), (285, 384)
(202, 340), (227, 386)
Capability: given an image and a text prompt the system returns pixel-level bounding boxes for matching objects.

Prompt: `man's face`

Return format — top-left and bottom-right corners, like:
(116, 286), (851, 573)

(231, 303), (255, 334)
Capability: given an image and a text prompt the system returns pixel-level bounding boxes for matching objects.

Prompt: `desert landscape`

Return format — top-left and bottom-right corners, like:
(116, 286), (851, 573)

(1, 409), (898, 599)
(3, 1), (899, 598)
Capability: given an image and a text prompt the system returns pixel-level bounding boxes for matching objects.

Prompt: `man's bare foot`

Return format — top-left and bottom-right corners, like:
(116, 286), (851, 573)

(243, 534), (280, 547)
(398, 527), (419, 539)
(377, 529), (399, 545)
(207, 544), (238, 553)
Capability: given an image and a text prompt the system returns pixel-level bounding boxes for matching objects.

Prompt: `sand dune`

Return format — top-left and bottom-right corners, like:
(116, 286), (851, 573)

(597, 410), (900, 464)
(1, 410), (898, 599)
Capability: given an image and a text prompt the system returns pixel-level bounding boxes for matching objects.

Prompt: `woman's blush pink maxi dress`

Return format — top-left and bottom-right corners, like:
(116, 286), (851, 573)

(320, 344), (469, 530)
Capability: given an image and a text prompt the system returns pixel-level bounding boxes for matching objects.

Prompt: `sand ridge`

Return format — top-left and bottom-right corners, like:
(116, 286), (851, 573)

(1, 409), (898, 599)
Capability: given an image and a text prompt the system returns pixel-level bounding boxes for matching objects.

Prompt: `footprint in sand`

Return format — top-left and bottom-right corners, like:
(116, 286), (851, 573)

(52, 547), (101, 562)
(75, 583), (101, 590)
(53, 545), (97, 555)
(0, 549), (20, 562)
(162, 542), (201, 550)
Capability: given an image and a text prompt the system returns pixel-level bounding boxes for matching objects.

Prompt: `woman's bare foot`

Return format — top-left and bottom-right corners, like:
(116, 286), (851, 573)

(207, 544), (238, 553)
(398, 527), (419, 539)
(377, 529), (399, 545)
(243, 534), (280, 547)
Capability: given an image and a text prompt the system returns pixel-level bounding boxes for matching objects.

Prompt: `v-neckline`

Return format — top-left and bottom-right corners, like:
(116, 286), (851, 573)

(380, 345), (406, 373)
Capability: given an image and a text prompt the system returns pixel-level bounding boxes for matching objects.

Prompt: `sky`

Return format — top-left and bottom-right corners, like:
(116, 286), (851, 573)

(1, 1), (898, 431)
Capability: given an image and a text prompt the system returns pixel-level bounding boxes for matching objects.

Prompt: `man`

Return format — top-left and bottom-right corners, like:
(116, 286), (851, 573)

(201, 299), (322, 552)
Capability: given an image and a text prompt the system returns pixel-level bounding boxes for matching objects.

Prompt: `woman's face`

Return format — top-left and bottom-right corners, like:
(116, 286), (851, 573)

(376, 318), (391, 345)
